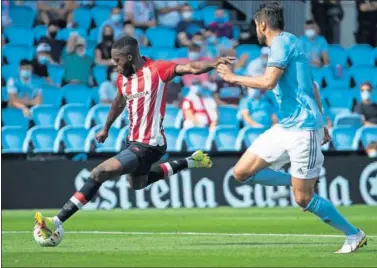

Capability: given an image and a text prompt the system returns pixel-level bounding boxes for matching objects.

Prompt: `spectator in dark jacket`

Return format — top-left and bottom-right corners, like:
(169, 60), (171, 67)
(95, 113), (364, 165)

(39, 21), (66, 63)
(356, 0), (377, 46)
(208, 8), (233, 39)
(354, 82), (377, 126)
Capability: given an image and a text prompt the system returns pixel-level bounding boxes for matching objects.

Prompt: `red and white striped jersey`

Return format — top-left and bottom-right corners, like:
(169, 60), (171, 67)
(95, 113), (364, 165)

(116, 57), (177, 146)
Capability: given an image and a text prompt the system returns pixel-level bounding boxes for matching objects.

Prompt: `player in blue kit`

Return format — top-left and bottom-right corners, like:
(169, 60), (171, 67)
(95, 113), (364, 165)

(216, 2), (367, 253)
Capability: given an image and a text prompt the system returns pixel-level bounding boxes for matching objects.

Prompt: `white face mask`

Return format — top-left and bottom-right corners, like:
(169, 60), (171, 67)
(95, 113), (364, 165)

(368, 150), (377, 158)
(305, 29), (316, 39)
(182, 11), (192, 20)
(361, 91), (371, 101)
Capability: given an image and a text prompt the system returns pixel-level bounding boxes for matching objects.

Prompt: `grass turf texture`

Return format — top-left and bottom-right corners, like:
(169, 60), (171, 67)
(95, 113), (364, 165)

(2, 206), (377, 267)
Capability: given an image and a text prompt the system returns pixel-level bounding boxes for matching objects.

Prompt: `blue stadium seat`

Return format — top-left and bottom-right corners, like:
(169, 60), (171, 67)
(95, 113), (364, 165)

(93, 65), (107, 85)
(188, 0), (206, 10)
(211, 126), (239, 151)
(151, 47), (179, 60)
(331, 126), (358, 151)
(183, 127), (210, 152)
(326, 107), (351, 123)
(95, 0), (118, 8)
(2, 86), (8, 102)
(139, 47), (154, 58)
(47, 65), (65, 86)
(9, 6), (36, 28)
(164, 128), (183, 152)
(25, 126), (58, 153)
(56, 28), (87, 41)
(217, 106), (239, 127)
(2, 45), (34, 65)
(4, 27), (34, 46)
(91, 88), (100, 104)
(201, 6), (229, 26)
(85, 125), (119, 152)
(233, 25), (241, 40)
(2, 64), (18, 81)
(2, 108), (29, 128)
(89, 28), (99, 42)
(54, 126), (89, 153)
(85, 104), (123, 129)
(55, 104), (89, 129)
(219, 87), (241, 99)
(350, 66), (377, 88)
(115, 126), (129, 151)
(91, 6), (112, 27)
(237, 127), (267, 148)
(146, 27), (176, 47)
(347, 44), (374, 66)
(164, 105), (181, 128)
(328, 45), (348, 66)
(1, 126), (27, 153)
(353, 126), (377, 149)
(323, 88), (353, 109)
(177, 47), (189, 58)
(41, 85), (63, 107)
(85, 40), (97, 58)
(31, 105), (59, 127)
(322, 66), (351, 88)
(311, 67), (325, 86)
(334, 113), (363, 128)
(33, 25), (47, 42)
(62, 84), (92, 106)
(236, 45), (261, 63)
(73, 7), (92, 30)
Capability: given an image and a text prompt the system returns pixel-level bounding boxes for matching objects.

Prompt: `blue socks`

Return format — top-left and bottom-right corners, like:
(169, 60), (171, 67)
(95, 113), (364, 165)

(243, 168), (291, 186)
(305, 193), (358, 236)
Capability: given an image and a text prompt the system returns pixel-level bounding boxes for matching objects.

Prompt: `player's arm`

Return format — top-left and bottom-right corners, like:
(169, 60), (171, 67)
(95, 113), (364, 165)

(175, 57), (235, 76)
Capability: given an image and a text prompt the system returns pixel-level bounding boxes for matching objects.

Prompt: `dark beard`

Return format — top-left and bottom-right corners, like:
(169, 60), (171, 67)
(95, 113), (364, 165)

(257, 34), (267, 46)
(122, 65), (135, 77)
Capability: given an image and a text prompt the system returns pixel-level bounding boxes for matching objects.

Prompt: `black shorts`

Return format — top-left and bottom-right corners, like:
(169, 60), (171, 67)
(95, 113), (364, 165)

(114, 141), (166, 176)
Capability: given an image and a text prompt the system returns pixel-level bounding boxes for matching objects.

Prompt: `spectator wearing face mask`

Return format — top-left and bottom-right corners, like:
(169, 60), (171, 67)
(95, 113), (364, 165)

(120, 21), (148, 46)
(39, 21), (66, 63)
(32, 43), (56, 84)
(353, 82), (377, 126)
(99, 66), (118, 104)
(182, 82), (218, 129)
(245, 47), (269, 78)
(176, 4), (204, 47)
(154, 1), (186, 28)
(95, 26), (115, 66)
(98, 7), (124, 43)
(7, 60), (42, 118)
(62, 34), (93, 85)
(124, 0), (156, 29)
(299, 20), (330, 67)
(208, 8), (233, 39)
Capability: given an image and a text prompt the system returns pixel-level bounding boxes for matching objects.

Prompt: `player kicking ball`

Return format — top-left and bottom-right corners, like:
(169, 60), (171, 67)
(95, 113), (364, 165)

(34, 36), (234, 247)
(216, 3), (367, 254)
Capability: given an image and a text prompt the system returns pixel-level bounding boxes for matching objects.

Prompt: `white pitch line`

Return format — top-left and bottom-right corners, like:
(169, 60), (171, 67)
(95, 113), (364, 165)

(2, 231), (377, 238)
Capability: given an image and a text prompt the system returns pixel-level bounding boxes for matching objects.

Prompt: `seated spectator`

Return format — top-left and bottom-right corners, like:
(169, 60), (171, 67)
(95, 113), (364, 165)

(120, 21), (148, 46)
(95, 26), (115, 66)
(299, 20), (329, 67)
(39, 21), (66, 63)
(32, 43), (56, 84)
(239, 89), (278, 128)
(154, 1), (185, 28)
(37, 0), (76, 26)
(176, 4), (204, 47)
(62, 34), (93, 85)
(99, 66), (118, 104)
(124, 0), (156, 29)
(208, 8), (233, 39)
(245, 47), (269, 77)
(7, 60), (42, 117)
(98, 7), (124, 43)
(353, 82), (377, 126)
(182, 82), (218, 129)
(366, 142), (377, 158)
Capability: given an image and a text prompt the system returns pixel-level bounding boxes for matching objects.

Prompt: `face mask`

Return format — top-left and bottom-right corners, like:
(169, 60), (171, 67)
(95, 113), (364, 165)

(182, 11), (192, 20)
(49, 31), (57, 39)
(103, 34), (114, 42)
(110, 72), (118, 83)
(20, 69), (32, 79)
(305, 29), (316, 39)
(193, 40), (203, 46)
(361, 91), (371, 101)
(188, 52), (200, 61)
(368, 150), (377, 158)
(38, 56), (49, 65)
(215, 16), (226, 24)
(111, 14), (122, 23)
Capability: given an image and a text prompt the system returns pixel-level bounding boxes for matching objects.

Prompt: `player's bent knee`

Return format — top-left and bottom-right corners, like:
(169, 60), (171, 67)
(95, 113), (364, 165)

(232, 167), (252, 183)
(294, 194), (313, 208)
(90, 165), (119, 183)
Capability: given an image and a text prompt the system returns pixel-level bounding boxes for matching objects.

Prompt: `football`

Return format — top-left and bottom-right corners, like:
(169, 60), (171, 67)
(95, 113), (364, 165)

(33, 224), (64, 247)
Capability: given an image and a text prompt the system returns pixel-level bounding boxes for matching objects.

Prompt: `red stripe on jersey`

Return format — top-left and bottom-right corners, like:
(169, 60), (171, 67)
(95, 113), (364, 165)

(160, 163), (168, 178)
(160, 83), (168, 145)
(125, 77), (134, 140)
(116, 74), (123, 94)
(132, 69), (146, 140)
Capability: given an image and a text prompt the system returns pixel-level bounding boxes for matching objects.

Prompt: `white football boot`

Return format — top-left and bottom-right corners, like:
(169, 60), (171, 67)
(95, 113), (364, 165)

(336, 229), (367, 254)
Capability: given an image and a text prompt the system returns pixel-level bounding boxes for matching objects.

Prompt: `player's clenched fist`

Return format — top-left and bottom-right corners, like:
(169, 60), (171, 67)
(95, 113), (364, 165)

(96, 128), (109, 143)
(216, 63), (236, 83)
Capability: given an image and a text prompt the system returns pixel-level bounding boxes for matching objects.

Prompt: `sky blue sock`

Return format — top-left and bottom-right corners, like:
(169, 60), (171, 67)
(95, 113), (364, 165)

(305, 193), (358, 236)
(244, 168), (291, 186)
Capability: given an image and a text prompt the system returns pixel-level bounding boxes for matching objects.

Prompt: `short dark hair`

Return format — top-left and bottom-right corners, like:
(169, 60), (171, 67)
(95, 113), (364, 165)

(112, 36), (138, 53)
(305, 19), (315, 25)
(20, 59), (32, 67)
(254, 2), (284, 30)
(361, 82), (373, 90)
(123, 20), (132, 27)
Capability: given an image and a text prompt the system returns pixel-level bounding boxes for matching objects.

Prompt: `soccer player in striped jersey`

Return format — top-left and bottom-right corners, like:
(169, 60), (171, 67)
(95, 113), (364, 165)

(35, 36), (234, 244)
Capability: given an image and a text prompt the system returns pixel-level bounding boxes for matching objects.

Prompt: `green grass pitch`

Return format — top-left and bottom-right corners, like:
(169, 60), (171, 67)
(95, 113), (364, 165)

(2, 206), (377, 267)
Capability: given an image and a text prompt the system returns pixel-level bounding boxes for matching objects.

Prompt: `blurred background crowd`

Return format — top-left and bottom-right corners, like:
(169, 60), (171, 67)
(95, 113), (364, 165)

(1, 0), (377, 155)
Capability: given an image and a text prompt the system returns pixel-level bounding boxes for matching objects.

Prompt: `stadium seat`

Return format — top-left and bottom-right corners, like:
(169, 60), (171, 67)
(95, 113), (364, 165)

(62, 84), (92, 106)
(91, 88), (100, 105)
(91, 6), (112, 27)
(2, 64), (19, 81)
(89, 28), (99, 42)
(183, 127), (211, 152)
(177, 47), (189, 58)
(326, 107), (351, 123)
(4, 27), (34, 46)
(41, 85), (63, 107)
(236, 127), (267, 149)
(2, 108), (29, 128)
(219, 87), (241, 99)
(188, 0), (206, 10)
(93, 65), (107, 85)
(328, 45), (348, 66)
(33, 25), (47, 42)
(164, 128), (184, 152)
(56, 28), (87, 41)
(210, 126), (239, 151)
(350, 66), (377, 88)
(236, 44), (261, 63)
(311, 67), (325, 87)
(54, 126), (89, 153)
(353, 126), (377, 150)
(334, 113), (363, 128)
(47, 65), (65, 86)
(2, 86), (8, 102)
(200, 6), (229, 26)
(233, 25), (241, 40)
(217, 106), (239, 127)
(323, 88), (353, 109)
(331, 126), (358, 151)
(85, 40), (97, 58)
(55, 104), (89, 129)
(95, 0), (118, 8)
(347, 44), (374, 66)
(85, 104), (123, 129)
(146, 27), (176, 47)
(73, 7), (92, 30)
(150, 47), (179, 60)
(322, 66), (351, 88)
(9, 6), (36, 28)
(115, 126), (130, 151)
(1, 126), (27, 153)
(139, 47), (154, 58)
(31, 105), (59, 127)
(24, 126), (58, 153)
(2, 45), (34, 65)
(164, 105), (181, 128)
(85, 125), (120, 152)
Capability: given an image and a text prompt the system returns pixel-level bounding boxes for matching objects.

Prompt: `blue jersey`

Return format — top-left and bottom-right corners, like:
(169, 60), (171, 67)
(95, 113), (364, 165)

(267, 32), (324, 130)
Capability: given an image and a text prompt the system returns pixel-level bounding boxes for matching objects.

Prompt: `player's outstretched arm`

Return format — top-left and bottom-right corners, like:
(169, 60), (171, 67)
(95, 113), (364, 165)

(175, 57), (235, 76)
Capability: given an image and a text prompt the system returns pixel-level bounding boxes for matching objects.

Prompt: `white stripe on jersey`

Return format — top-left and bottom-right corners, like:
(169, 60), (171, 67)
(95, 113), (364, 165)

(149, 77), (165, 146)
(135, 67), (152, 143)
(129, 74), (139, 141)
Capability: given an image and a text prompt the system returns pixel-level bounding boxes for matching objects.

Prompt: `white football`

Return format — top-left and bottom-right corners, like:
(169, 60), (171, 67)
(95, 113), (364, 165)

(33, 224), (64, 247)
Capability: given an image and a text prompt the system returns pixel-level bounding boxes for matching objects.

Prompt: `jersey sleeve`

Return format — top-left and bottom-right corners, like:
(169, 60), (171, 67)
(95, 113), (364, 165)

(155, 60), (178, 83)
(267, 36), (293, 69)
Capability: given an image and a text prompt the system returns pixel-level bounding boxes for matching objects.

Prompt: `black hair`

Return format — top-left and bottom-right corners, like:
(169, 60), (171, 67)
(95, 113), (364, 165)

(305, 19), (315, 25)
(254, 2), (284, 30)
(189, 44), (200, 50)
(20, 59), (32, 66)
(112, 36), (138, 53)
(123, 20), (132, 27)
(48, 20), (60, 28)
(106, 65), (116, 80)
